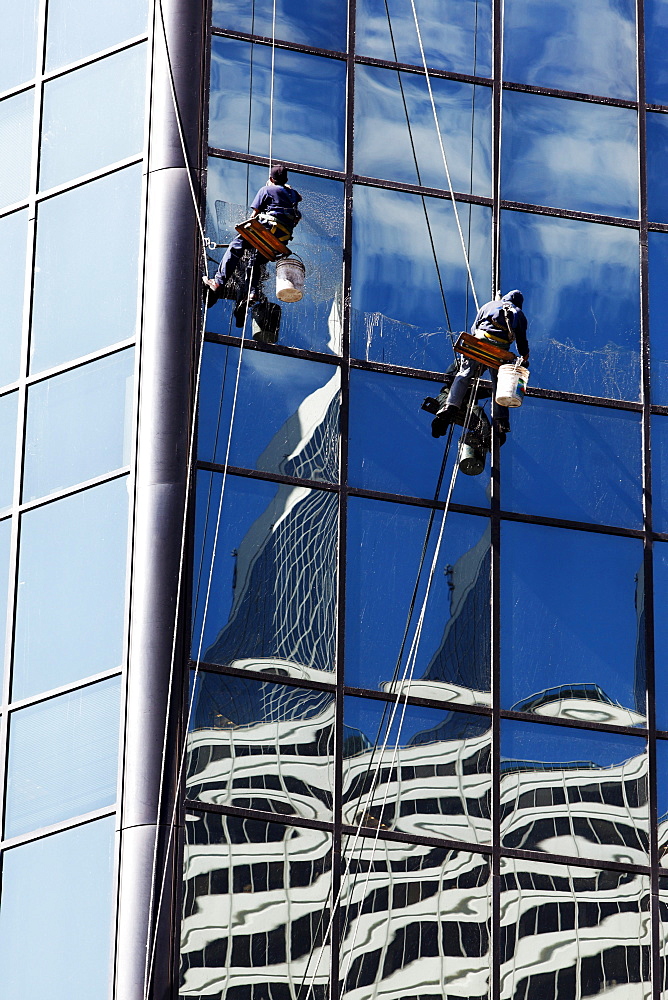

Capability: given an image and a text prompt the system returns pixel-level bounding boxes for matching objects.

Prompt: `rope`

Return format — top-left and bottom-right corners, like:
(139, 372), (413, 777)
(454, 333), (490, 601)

(268, 0), (277, 169)
(495, 0), (505, 289)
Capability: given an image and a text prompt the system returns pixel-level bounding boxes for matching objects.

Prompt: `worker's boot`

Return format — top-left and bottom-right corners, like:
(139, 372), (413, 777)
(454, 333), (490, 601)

(494, 417), (510, 447)
(431, 404), (459, 438)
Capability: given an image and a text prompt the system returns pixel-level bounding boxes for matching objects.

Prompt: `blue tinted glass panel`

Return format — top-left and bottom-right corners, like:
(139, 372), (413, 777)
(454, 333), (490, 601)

(501, 522), (645, 725)
(649, 232), (668, 403)
(503, 0), (636, 99)
(31, 166), (142, 373)
(346, 499), (491, 704)
(646, 0), (668, 105)
(356, 0), (492, 78)
(655, 544), (668, 732)
(502, 92), (638, 219)
(23, 349), (134, 502)
(13, 477), (129, 699)
(0, 0), (39, 91)
(0, 90), (33, 210)
(0, 518), (12, 693)
(348, 368), (491, 509)
(0, 391), (18, 513)
(652, 416), (668, 533)
(209, 38), (345, 170)
(503, 398), (642, 528)
(39, 44), (146, 191)
(5, 676), (120, 837)
(46, 0), (148, 69)
(351, 185), (491, 370)
(501, 211), (640, 400)
(355, 65), (491, 196)
(212, 0), (347, 51)
(198, 343), (340, 481)
(205, 158), (344, 355)
(0, 210), (28, 387)
(647, 113), (668, 225)
(0, 817), (115, 1000)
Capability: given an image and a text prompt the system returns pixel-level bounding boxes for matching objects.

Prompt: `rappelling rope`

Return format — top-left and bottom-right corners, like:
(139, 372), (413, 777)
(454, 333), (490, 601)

(495, 0), (505, 289)
(268, 0), (277, 169)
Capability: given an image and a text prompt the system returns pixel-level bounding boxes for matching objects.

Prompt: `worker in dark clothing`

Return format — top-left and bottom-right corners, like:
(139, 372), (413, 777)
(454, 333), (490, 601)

(203, 163), (302, 304)
(432, 290), (529, 442)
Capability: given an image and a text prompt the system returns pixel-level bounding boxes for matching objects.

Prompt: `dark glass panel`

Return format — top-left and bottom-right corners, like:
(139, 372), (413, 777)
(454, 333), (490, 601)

(46, 0), (147, 69)
(500, 210), (640, 400)
(648, 112), (668, 224)
(354, 64), (491, 196)
(503, 0), (636, 99)
(187, 671), (334, 821)
(343, 696), (491, 844)
(650, 232), (668, 403)
(658, 740), (668, 867)
(501, 721), (648, 863)
(198, 343), (340, 482)
(355, 0), (492, 78)
(180, 815), (332, 998)
(0, 90), (33, 210)
(0, 817), (115, 1000)
(501, 522), (645, 724)
(209, 37), (346, 171)
(205, 158), (344, 355)
(653, 416), (668, 533)
(0, 391), (17, 513)
(5, 676), (120, 838)
(502, 397), (642, 528)
(500, 857), (650, 998)
(192, 472), (337, 680)
(351, 185), (491, 371)
(502, 92), (638, 219)
(340, 843), (490, 999)
(654, 543), (668, 733)
(212, 0), (348, 51)
(0, 0), (39, 91)
(0, 209), (28, 386)
(646, 0), (668, 105)
(346, 499), (491, 704)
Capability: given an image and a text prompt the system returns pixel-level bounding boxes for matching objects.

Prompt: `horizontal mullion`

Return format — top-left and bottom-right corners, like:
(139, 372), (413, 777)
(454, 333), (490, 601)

(197, 461), (340, 493)
(203, 331), (343, 366)
(207, 147), (346, 182)
(0, 805), (115, 853)
(210, 26), (347, 61)
(500, 198), (640, 228)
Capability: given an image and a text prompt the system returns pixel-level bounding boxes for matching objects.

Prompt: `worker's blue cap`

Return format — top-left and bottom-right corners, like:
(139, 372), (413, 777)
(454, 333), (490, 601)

(503, 289), (524, 307)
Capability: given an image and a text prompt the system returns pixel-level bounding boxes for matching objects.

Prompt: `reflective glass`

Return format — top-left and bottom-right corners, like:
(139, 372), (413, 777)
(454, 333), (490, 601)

(656, 544), (668, 732)
(0, 817), (115, 1000)
(188, 671), (334, 821)
(0, 518), (12, 692)
(500, 857), (650, 999)
(205, 158), (344, 354)
(346, 500), (491, 705)
(646, 0), (668, 105)
(0, 90), (33, 210)
(501, 721), (648, 863)
(355, 65), (491, 196)
(356, 0), (492, 78)
(351, 185), (492, 371)
(46, 0), (148, 70)
(500, 210), (640, 400)
(5, 676), (120, 838)
(341, 844), (490, 999)
(650, 232), (668, 403)
(209, 37), (346, 170)
(212, 0), (348, 51)
(13, 477), (129, 699)
(648, 112), (668, 224)
(180, 815), (332, 998)
(31, 166), (142, 373)
(501, 522), (645, 724)
(39, 44), (146, 191)
(0, 0), (39, 91)
(502, 398), (642, 528)
(192, 472), (337, 680)
(653, 416), (668, 533)
(23, 348), (134, 502)
(343, 696), (491, 844)
(198, 343), (340, 482)
(503, 0), (636, 99)
(658, 741), (668, 866)
(502, 92), (638, 219)
(0, 210), (28, 386)
(0, 391), (18, 513)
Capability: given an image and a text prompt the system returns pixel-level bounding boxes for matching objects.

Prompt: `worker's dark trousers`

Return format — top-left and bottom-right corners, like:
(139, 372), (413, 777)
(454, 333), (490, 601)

(214, 235), (260, 291)
(446, 357), (509, 423)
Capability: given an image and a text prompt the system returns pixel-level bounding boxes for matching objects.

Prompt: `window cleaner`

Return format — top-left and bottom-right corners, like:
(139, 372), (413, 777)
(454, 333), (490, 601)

(422, 369), (492, 476)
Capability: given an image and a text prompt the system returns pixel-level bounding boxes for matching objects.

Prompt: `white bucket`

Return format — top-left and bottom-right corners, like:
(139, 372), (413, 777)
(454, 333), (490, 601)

(495, 363), (530, 408)
(276, 257), (305, 302)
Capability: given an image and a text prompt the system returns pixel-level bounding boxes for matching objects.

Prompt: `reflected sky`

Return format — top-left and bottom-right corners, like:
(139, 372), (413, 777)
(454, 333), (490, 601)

(45, 0), (147, 70)
(649, 232), (668, 403)
(0, 209), (27, 388)
(0, 519), (10, 694)
(652, 417), (668, 533)
(647, 113), (668, 225)
(0, 0), (39, 91)
(645, 0), (668, 105)
(212, 0), (348, 50)
(0, 391), (17, 513)
(0, 90), (33, 211)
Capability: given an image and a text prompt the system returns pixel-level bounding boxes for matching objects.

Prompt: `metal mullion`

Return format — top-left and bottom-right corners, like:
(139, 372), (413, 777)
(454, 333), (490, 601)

(17, 467), (131, 516)
(204, 330), (345, 365)
(500, 197), (641, 229)
(197, 461), (341, 495)
(0, 804), (116, 853)
(5, 667), (122, 715)
(352, 172), (492, 205)
(502, 78), (637, 109)
(208, 146), (347, 181)
(211, 26), (347, 61)
(24, 337), (135, 388)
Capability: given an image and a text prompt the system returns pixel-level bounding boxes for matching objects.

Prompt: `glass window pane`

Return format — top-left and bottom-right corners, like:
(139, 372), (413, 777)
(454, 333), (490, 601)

(212, 0), (348, 51)
(5, 676), (121, 838)
(655, 544), (668, 732)
(180, 816), (332, 998)
(0, 210), (28, 386)
(501, 211), (640, 400)
(503, 0), (636, 99)
(650, 232), (668, 404)
(652, 416), (668, 533)
(502, 92), (638, 219)
(0, 518), (12, 694)
(23, 349), (134, 502)
(346, 501), (491, 703)
(39, 44), (146, 191)
(659, 741), (668, 866)
(648, 112), (668, 225)
(354, 65), (491, 196)
(31, 166), (142, 373)
(0, 817), (115, 1000)
(209, 38), (346, 171)
(356, 0), (492, 78)
(0, 90), (33, 210)
(188, 671), (334, 821)
(193, 472), (337, 680)
(46, 0), (148, 70)
(502, 398), (642, 528)
(198, 343), (340, 482)
(501, 522), (646, 724)
(0, 391), (18, 513)
(646, 0), (668, 105)
(0, 0), (39, 91)
(352, 185), (491, 371)
(13, 477), (129, 699)
(501, 721), (648, 863)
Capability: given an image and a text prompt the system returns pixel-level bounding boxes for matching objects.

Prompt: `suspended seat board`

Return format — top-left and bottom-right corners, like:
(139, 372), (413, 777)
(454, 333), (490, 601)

(236, 217), (292, 262)
(454, 331), (515, 370)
